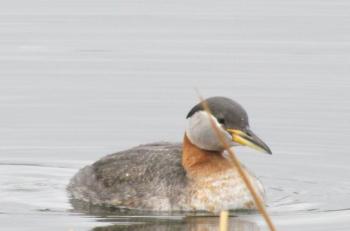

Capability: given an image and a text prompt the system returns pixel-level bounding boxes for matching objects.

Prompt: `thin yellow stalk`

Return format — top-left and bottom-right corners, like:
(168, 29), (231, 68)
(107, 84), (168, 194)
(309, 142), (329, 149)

(197, 93), (277, 231)
(219, 210), (229, 231)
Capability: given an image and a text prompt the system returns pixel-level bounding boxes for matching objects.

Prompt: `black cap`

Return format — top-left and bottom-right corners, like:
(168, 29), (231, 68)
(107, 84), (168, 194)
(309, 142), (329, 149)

(186, 96), (249, 130)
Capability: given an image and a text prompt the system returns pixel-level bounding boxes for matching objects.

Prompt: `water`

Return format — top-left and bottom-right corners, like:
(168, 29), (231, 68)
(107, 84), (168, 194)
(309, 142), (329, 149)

(1, 0), (350, 230)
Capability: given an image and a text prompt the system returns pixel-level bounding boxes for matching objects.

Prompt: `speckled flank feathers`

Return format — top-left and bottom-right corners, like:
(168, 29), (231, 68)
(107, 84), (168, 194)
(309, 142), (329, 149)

(68, 142), (189, 211)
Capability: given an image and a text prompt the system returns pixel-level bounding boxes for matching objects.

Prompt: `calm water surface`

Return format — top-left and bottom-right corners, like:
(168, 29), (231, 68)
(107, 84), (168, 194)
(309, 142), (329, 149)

(1, 0), (350, 230)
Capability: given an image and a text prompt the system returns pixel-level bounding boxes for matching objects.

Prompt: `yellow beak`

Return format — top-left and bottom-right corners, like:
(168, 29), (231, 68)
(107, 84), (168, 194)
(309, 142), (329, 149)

(227, 129), (272, 154)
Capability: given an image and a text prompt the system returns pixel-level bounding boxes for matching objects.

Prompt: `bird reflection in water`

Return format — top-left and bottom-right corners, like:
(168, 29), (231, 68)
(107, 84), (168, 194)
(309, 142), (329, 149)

(92, 215), (260, 231)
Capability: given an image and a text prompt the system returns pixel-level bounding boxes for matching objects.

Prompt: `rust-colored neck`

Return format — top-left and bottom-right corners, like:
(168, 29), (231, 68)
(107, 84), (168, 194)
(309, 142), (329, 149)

(182, 134), (232, 178)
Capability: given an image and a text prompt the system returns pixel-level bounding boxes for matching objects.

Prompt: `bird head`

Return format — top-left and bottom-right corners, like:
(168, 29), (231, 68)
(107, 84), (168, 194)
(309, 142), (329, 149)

(185, 96), (272, 154)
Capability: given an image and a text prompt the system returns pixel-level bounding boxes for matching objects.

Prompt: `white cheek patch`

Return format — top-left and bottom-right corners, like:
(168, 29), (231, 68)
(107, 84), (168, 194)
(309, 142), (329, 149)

(186, 111), (232, 151)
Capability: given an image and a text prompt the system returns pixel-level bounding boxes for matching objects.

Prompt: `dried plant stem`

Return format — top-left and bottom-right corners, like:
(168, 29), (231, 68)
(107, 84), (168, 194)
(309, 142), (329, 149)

(197, 93), (277, 231)
(219, 210), (229, 231)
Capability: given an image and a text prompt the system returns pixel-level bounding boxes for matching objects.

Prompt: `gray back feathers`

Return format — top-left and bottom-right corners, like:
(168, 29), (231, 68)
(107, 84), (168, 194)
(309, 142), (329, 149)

(67, 142), (188, 210)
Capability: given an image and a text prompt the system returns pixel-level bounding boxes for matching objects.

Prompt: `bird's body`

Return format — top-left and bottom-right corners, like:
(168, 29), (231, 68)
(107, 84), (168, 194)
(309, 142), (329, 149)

(68, 136), (264, 212)
(68, 97), (271, 212)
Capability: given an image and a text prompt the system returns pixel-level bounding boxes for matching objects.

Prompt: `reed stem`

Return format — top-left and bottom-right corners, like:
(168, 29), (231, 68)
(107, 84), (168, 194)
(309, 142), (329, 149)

(219, 210), (229, 231)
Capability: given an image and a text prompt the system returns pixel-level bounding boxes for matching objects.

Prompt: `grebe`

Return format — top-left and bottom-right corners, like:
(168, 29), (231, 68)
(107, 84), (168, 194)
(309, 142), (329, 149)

(67, 97), (271, 212)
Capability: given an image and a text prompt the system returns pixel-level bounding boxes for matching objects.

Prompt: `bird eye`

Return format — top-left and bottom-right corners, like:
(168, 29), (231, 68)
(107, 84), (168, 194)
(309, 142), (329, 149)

(217, 117), (225, 124)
